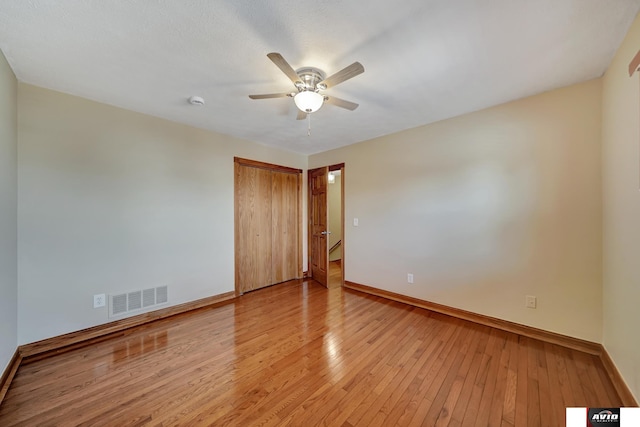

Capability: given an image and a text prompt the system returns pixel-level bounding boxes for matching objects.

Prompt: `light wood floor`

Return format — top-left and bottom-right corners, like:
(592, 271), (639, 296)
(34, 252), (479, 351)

(329, 259), (342, 288)
(0, 280), (622, 426)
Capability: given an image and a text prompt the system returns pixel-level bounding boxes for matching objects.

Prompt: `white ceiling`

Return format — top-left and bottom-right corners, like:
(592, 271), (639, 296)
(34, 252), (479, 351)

(1, 1), (639, 155)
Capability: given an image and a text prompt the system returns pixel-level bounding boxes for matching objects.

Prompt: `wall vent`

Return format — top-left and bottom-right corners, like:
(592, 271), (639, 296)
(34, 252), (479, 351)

(112, 294), (127, 316)
(109, 286), (169, 318)
(156, 286), (168, 304)
(142, 288), (155, 307)
(128, 291), (142, 311)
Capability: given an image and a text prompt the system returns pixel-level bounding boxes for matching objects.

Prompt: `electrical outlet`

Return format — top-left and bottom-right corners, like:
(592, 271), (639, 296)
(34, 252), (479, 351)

(407, 273), (414, 284)
(94, 294), (106, 308)
(525, 295), (537, 309)
(353, 218), (359, 227)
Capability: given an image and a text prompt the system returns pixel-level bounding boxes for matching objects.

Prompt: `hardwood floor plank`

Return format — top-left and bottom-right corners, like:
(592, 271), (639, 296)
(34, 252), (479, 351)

(560, 345), (588, 405)
(430, 324), (485, 426)
(392, 319), (461, 426)
(543, 341), (566, 424)
(533, 339), (553, 427)
(0, 279), (624, 426)
(349, 316), (459, 426)
(501, 334), (519, 426)
(403, 322), (469, 426)
(264, 308), (427, 426)
(487, 331), (513, 427)
(514, 336), (529, 426)
(553, 344), (575, 410)
(573, 351), (615, 406)
(350, 320), (460, 426)
(321, 313), (446, 426)
(448, 326), (492, 425)
(459, 328), (498, 426)
(380, 323), (472, 426)
(526, 337), (542, 427)
(593, 353), (627, 405)
(474, 330), (507, 427)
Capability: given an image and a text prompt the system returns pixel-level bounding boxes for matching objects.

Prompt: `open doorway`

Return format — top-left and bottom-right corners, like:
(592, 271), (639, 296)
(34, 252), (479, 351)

(307, 163), (344, 288)
(327, 169), (343, 287)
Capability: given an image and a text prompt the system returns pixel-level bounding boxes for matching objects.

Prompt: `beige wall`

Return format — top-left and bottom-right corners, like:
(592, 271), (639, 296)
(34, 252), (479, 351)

(602, 13), (640, 401)
(310, 79), (603, 342)
(0, 50), (18, 372)
(328, 173), (342, 261)
(17, 84), (307, 344)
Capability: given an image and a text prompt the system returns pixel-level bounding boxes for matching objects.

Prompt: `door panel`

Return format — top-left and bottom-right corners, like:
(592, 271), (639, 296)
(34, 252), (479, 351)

(236, 165), (272, 293)
(309, 167), (328, 287)
(272, 171), (299, 283)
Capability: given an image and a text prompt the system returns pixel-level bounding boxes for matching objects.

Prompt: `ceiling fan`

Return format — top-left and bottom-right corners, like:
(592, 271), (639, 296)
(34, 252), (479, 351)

(249, 52), (364, 120)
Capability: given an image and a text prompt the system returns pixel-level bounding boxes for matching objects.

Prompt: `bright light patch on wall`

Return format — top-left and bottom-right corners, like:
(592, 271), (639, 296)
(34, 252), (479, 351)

(328, 172), (335, 184)
(385, 162), (536, 285)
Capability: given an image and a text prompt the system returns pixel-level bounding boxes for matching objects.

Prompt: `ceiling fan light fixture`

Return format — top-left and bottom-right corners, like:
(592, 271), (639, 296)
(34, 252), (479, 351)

(294, 91), (324, 113)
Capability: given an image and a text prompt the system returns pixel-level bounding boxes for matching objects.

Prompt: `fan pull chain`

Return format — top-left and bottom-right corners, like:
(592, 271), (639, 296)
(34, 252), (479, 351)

(307, 113), (311, 136)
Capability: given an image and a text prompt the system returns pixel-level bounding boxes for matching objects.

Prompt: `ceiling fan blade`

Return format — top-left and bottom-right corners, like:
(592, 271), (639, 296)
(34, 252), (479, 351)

(296, 109), (307, 120)
(267, 52), (302, 87)
(249, 93), (290, 100)
(318, 62), (364, 89)
(325, 96), (359, 111)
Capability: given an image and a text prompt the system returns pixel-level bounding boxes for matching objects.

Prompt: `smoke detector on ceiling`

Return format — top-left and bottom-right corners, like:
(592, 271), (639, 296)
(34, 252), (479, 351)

(188, 96), (205, 106)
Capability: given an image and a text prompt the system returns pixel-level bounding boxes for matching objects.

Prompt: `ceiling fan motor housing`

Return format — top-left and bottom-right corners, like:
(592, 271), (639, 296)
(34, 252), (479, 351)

(296, 67), (326, 91)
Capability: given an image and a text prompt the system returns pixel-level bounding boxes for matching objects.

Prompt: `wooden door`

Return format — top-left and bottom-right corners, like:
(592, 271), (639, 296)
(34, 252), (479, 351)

(235, 164), (272, 294)
(308, 167), (329, 287)
(272, 171), (299, 283)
